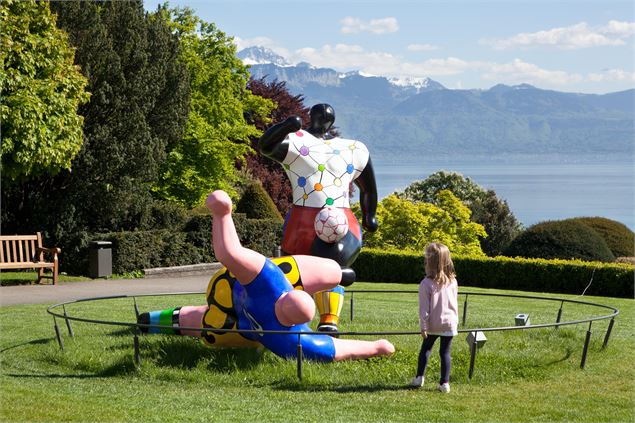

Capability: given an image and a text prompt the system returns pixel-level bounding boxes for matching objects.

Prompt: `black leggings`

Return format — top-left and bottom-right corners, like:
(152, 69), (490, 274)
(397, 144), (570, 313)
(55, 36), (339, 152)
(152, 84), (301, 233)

(416, 335), (453, 384)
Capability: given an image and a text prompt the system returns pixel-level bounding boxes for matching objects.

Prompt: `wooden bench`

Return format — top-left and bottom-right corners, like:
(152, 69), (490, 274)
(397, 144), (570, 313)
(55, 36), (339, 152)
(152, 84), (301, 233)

(0, 233), (61, 285)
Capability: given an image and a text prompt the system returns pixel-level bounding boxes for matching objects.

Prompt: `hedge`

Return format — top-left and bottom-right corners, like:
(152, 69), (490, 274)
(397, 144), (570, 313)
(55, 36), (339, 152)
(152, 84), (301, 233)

(353, 249), (634, 298)
(62, 214), (283, 275)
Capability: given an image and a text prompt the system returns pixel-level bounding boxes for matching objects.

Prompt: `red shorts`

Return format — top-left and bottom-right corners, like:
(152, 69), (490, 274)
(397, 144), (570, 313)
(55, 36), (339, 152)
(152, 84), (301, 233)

(281, 206), (361, 255)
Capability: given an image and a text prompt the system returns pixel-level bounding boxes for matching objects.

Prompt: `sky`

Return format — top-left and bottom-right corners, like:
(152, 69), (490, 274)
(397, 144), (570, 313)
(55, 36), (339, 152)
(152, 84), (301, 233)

(144, 0), (635, 94)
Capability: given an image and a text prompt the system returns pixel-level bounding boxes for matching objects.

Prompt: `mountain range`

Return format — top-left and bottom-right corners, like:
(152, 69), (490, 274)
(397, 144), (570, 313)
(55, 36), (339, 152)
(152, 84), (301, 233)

(238, 46), (634, 158)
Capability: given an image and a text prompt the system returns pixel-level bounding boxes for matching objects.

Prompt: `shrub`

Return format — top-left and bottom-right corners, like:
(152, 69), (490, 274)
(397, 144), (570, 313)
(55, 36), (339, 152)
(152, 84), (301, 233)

(236, 180), (283, 221)
(92, 230), (204, 274)
(399, 171), (523, 256)
(504, 220), (615, 262)
(568, 217), (634, 258)
(183, 212), (283, 260)
(353, 249), (633, 298)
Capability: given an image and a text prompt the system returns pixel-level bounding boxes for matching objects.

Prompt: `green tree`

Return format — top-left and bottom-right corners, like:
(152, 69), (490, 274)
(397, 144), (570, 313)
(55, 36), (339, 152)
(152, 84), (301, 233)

(354, 191), (486, 256)
(1, 1), (191, 275)
(0, 0), (89, 180)
(400, 171), (522, 255)
(154, 7), (274, 208)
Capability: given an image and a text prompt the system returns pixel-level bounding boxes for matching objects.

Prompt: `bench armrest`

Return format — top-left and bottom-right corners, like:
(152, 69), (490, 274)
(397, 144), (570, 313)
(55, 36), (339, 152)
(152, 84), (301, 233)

(35, 246), (61, 260)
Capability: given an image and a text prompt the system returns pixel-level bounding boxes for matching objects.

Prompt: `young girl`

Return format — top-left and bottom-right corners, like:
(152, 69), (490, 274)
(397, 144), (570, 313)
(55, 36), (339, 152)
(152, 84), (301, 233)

(411, 242), (459, 393)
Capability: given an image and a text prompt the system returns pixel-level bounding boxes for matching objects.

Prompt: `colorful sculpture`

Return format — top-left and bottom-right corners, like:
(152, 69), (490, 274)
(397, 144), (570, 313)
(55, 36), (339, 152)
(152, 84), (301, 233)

(258, 104), (379, 333)
(138, 190), (394, 362)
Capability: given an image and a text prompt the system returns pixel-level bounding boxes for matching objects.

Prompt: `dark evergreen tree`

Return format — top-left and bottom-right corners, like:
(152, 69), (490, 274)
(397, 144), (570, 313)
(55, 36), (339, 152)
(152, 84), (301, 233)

(1, 1), (190, 273)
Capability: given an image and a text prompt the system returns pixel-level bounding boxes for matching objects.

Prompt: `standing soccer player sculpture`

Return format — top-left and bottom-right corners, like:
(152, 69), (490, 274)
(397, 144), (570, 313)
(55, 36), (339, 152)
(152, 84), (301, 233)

(138, 191), (394, 362)
(258, 104), (379, 334)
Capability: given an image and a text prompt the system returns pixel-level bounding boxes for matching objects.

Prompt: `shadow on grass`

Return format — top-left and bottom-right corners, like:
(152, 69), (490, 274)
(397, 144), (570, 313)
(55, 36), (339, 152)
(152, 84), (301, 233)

(148, 338), (265, 373)
(5, 355), (137, 379)
(0, 337), (53, 353)
(271, 379), (413, 393)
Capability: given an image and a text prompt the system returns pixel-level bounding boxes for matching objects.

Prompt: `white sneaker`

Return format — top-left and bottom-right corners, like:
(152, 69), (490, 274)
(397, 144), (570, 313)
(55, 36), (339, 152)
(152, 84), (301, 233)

(410, 376), (424, 387)
(437, 383), (450, 393)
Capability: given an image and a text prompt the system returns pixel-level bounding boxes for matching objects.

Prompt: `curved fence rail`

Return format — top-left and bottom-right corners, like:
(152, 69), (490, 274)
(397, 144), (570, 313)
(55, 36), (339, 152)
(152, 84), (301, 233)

(47, 290), (619, 380)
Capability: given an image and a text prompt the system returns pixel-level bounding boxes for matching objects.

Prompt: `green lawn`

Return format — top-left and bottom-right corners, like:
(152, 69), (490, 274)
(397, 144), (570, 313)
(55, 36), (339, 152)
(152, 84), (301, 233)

(0, 282), (633, 422)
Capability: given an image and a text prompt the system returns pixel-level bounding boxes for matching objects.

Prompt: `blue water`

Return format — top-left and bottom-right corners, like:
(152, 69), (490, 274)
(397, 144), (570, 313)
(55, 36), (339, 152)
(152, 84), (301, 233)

(370, 154), (634, 230)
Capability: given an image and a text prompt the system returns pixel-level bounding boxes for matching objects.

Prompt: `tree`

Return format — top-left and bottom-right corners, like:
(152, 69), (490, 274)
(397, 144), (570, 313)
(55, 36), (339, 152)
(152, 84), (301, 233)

(0, 0), (89, 181)
(399, 171), (522, 255)
(243, 77), (310, 215)
(354, 191), (486, 256)
(1, 1), (191, 274)
(153, 8), (274, 208)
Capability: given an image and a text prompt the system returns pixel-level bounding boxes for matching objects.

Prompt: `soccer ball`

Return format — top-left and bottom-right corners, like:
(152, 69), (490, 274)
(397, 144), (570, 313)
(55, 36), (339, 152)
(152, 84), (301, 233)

(314, 207), (349, 243)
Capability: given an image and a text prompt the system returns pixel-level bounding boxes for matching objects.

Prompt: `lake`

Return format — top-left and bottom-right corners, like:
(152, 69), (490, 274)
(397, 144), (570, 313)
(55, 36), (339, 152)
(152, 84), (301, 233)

(371, 153), (634, 230)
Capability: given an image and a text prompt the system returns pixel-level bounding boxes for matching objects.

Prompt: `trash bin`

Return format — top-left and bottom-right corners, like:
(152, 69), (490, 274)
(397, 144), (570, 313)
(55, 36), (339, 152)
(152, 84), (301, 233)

(89, 241), (112, 278)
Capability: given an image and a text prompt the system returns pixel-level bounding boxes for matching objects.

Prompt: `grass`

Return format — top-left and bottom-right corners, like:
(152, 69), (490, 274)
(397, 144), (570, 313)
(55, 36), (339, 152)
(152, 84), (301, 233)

(0, 282), (633, 422)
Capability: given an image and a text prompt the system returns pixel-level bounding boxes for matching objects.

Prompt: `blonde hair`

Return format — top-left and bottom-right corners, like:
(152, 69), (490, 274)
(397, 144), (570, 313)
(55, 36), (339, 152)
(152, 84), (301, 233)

(424, 242), (456, 286)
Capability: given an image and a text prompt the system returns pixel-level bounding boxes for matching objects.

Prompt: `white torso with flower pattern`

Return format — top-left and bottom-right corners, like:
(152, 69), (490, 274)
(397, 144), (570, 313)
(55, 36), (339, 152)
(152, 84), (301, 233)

(281, 130), (370, 208)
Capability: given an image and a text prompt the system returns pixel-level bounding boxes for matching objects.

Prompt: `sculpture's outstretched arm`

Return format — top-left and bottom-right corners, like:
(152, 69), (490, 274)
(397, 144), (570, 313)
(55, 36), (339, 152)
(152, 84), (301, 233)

(258, 116), (302, 162)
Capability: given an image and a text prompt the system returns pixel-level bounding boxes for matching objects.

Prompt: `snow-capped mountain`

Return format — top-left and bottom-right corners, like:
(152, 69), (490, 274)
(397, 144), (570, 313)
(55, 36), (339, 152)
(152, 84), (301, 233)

(236, 46), (633, 157)
(237, 46), (292, 67)
(237, 47), (446, 93)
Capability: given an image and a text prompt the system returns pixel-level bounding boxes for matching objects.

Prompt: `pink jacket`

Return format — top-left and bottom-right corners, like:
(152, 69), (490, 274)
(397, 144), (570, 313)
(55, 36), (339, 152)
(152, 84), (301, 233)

(418, 277), (459, 334)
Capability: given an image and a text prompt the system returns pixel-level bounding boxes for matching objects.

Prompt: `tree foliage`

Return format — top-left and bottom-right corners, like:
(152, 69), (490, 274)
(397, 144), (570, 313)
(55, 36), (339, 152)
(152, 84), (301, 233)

(235, 180), (283, 221)
(243, 77), (310, 215)
(399, 171), (522, 256)
(153, 8), (274, 208)
(0, 0), (89, 180)
(1, 1), (191, 267)
(354, 191), (487, 256)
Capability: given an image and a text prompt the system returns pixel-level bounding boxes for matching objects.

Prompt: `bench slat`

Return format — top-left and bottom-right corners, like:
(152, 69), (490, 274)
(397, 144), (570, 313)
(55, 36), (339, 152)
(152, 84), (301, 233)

(18, 239), (24, 263)
(0, 235), (38, 241)
(11, 240), (17, 264)
(0, 241), (4, 262)
(0, 262), (54, 269)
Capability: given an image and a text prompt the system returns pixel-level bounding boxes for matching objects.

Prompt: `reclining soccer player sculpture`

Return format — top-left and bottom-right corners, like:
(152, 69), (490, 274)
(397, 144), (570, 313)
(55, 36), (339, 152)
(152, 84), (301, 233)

(138, 190), (394, 362)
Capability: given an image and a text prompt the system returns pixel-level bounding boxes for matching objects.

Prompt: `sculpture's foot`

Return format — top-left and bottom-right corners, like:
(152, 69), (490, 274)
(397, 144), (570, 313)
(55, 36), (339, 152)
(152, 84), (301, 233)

(317, 323), (340, 338)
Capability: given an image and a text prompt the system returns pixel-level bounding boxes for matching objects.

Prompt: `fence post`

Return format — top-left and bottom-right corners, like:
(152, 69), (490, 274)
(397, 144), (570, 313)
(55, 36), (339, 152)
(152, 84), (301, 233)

(468, 333), (477, 379)
(462, 294), (469, 326)
(133, 297), (140, 320)
(350, 292), (355, 322)
(555, 301), (564, 329)
(296, 334), (303, 380)
(62, 305), (74, 338)
(53, 317), (64, 351)
(602, 318), (615, 350)
(580, 321), (592, 369)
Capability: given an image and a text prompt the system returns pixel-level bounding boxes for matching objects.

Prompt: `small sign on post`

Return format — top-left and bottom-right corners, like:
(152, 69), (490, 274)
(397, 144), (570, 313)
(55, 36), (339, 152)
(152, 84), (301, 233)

(466, 331), (487, 349)
(515, 313), (530, 326)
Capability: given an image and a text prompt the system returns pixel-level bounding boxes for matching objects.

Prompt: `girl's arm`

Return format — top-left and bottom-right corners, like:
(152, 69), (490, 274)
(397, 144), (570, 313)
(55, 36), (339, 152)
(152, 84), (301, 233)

(418, 281), (430, 332)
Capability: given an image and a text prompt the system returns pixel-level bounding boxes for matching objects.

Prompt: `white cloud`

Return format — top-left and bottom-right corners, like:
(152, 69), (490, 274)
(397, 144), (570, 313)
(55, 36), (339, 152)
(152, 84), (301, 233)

(407, 43), (439, 52)
(481, 58), (584, 85)
(602, 20), (635, 36)
(587, 68), (635, 82)
(340, 17), (399, 34)
(481, 20), (634, 50)
(294, 43), (401, 71)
